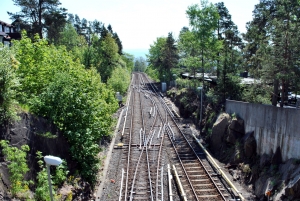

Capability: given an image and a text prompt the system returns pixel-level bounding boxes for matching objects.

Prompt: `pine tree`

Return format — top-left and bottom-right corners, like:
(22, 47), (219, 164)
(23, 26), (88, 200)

(162, 32), (179, 82)
(8, 0), (67, 40)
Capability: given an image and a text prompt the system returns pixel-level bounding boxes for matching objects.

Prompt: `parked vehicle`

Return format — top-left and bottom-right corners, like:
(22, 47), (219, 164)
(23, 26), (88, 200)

(288, 93), (300, 104)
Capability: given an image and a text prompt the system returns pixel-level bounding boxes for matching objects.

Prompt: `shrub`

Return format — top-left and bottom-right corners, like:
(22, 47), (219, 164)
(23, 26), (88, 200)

(0, 45), (19, 123)
(0, 140), (32, 198)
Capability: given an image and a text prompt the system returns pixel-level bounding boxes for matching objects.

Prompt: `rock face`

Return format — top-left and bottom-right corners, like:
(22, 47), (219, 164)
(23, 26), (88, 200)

(210, 113), (230, 155)
(0, 112), (76, 199)
(243, 131), (256, 158)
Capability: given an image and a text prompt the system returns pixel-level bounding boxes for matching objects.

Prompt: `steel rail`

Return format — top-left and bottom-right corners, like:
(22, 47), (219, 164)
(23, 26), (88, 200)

(124, 73), (146, 200)
(167, 114), (226, 200)
(127, 73), (155, 201)
(165, 127), (200, 201)
(140, 73), (168, 201)
(142, 73), (226, 200)
(123, 75), (135, 201)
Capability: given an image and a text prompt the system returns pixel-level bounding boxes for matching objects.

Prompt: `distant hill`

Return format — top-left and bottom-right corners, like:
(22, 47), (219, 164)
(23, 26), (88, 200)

(124, 49), (148, 59)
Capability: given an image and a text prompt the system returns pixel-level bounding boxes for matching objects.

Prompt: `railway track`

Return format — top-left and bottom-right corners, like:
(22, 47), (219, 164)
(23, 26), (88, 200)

(104, 72), (241, 201)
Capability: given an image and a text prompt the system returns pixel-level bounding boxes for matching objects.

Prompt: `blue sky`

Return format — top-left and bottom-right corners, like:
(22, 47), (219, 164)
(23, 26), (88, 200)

(1, 0), (259, 57)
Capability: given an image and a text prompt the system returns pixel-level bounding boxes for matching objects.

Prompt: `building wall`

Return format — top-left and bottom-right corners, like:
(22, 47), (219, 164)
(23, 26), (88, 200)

(226, 100), (300, 161)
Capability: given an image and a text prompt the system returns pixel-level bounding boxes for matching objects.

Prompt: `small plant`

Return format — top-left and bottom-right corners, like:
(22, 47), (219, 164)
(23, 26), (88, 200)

(231, 112), (237, 120)
(35, 151), (53, 201)
(207, 128), (212, 138)
(37, 132), (57, 139)
(242, 164), (251, 174)
(0, 140), (33, 198)
(35, 151), (69, 201)
(53, 160), (69, 186)
(66, 192), (72, 201)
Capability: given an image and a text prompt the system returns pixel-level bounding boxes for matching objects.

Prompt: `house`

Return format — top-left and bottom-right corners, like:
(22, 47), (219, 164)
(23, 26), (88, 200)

(0, 20), (21, 46)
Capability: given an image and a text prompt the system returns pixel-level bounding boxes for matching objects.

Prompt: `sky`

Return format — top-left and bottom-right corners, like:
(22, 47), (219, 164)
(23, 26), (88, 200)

(0, 0), (259, 57)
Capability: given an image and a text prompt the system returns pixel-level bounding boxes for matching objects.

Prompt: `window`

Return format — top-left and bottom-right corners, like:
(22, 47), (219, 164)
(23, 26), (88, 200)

(0, 25), (3, 32)
(4, 26), (10, 33)
(4, 41), (10, 47)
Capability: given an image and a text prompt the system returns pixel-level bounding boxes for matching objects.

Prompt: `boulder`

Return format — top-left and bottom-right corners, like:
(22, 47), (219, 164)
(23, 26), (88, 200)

(243, 131), (257, 158)
(285, 174), (300, 198)
(255, 175), (272, 197)
(210, 113), (230, 155)
(229, 118), (245, 135)
(227, 118), (245, 144)
(227, 130), (240, 144)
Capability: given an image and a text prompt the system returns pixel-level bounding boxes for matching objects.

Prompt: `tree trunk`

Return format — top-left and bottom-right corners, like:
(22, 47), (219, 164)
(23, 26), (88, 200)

(280, 79), (285, 108)
(272, 79), (279, 106)
(38, 0), (43, 39)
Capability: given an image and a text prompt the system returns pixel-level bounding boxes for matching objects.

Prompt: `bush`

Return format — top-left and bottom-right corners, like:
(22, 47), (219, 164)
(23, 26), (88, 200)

(0, 45), (19, 123)
(0, 140), (32, 198)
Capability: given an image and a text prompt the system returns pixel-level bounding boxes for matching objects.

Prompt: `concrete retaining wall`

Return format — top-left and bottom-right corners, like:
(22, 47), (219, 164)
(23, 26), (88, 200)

(226, 100), (300, 161)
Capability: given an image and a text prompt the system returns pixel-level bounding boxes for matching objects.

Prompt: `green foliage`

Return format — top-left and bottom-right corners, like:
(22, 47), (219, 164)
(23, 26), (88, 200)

(33, 70), (117, 184)
(217, 74), (242, 101)
(206, 88), (219, 105)
(0, 140), (32, 198)
(186, 0), (221, 77)
(0, 45), (20, 123)
(176, 78), (199, 90)
(8, 0), (67, 40)
(13, 32), (118, 184)
(121, 53), (135, 72)
(145, 65), (159, 81)
(147, 33), (179, 82)
(35, 151), (52, 201)
(13, 32), (75, 104)
(162, 33), (179, 81)
(37, 132), (57, 139)
(35, 151), (68, 201)
(147, 37), (167, 81)
(231, 113), (237, 120)
(243, 0), (300, 107)
(53, 160), (69, 186)
(57, 23), (88, 61)
(92, 34), (120, 82)
(107, 67), (131, 95)
(242, 83), (271, 104)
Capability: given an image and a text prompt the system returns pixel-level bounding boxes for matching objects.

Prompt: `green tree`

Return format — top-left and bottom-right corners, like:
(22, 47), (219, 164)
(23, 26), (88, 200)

(8, 0), (67, 40)
(58, 23), (88, 61)
(122, 53), (135, 72)
(186, 0), (221, 87)
(162, 32), (179, 82)
(107, 67), (131, 94)
(93, 33), (121, 82)
(178, 29), (201, 88)
(147, 37), (167, 81)
(215, 2), (243, 101)
(243, 0), (300, 106)
(0, 45), (19, 123)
